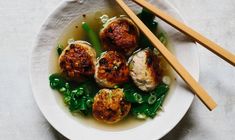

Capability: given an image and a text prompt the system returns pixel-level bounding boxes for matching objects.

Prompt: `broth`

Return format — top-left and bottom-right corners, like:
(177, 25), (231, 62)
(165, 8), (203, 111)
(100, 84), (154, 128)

(49, 9), (175, 131)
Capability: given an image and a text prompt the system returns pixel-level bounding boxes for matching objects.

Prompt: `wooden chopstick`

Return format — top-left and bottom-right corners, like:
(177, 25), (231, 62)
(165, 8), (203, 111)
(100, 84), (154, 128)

(116, 0), (217, 110)
(132, 0), (235, 66)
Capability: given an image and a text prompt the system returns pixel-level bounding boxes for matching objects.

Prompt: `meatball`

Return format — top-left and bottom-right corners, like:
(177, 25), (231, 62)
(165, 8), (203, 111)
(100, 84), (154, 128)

(100, 17), (139, 56)
(59, 41), (96, 81)
(128, 48), (159, 91)
(95, 51), (129, 88)
(92, 88), (131, 124)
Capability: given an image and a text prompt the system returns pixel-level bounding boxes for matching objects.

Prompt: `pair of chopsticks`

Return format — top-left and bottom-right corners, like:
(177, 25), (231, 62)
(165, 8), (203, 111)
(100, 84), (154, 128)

(116, 0), (235, 111)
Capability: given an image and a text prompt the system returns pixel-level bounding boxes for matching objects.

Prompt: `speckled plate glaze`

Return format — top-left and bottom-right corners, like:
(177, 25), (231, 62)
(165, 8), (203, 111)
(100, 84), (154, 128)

(30, 0), (199, 139)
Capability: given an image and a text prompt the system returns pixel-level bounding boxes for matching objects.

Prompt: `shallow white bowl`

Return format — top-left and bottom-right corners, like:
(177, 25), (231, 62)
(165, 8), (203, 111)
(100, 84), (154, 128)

(30, 0), (199, 139)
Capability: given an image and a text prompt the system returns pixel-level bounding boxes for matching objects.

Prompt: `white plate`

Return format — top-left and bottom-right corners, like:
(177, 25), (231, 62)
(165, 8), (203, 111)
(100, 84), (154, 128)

(30, 0), (199, 139)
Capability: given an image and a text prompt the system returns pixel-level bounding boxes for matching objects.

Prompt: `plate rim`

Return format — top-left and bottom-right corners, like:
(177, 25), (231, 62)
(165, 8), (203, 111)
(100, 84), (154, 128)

(30, 0), (199, 139)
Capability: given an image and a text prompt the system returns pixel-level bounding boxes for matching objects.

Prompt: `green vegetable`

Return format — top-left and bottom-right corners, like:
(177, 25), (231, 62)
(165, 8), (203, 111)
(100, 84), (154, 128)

(49, 74), (66, 89)
(138, 8), (155, 22)
(123, 83), (148, 103)
(136, 113), (148, 119)
(85, 81), (99, 97)
(49, 73), (169, 118)
(132, 103), (149, 119)
(133, 93), (144, 104)
(82, 22), (102, 57)
(79, 97), (88, 111)
(123, 82), (169, 119)
(49, 73), (99, 115)
(147, 94), (166, 118)
(56, 44), (63, 56)
(150, 83), (169, 99)
(137, 8), (168, 49)
(86, 98), (93, 108)
(148, 94), (157, 104)
(131, 94), (166, 119)
(137, 9), (158, 49)
(71, 87), (84, 97)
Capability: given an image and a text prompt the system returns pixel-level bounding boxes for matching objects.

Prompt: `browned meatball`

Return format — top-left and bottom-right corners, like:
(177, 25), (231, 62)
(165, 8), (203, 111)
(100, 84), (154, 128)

(95, 51), (129, 88)
(59, 41), (96, 81)
(128, 48), (159, 91)
(100, 17), (139, 56)
(92, 88), (131, 124)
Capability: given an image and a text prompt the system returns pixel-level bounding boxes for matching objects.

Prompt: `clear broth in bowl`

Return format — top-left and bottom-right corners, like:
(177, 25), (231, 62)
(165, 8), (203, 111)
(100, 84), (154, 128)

(49, 9), (175, 131)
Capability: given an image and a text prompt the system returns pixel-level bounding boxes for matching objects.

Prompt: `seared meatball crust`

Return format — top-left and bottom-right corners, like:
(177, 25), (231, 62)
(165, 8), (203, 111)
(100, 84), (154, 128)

(59, 41), (96, 81)
(100, 17), (139, 56)
(95, 51), (129, 88)
(92, 88), (131, 124)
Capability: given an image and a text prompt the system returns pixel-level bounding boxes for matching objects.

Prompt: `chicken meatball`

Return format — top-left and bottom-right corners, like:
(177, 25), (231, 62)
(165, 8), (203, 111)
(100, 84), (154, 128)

(59, 41), (96, 81)
(100, 17), (139, 56)
(92, 88), (131, 124)
(128, 48), (159, 91)
(95, 51), (129, 88)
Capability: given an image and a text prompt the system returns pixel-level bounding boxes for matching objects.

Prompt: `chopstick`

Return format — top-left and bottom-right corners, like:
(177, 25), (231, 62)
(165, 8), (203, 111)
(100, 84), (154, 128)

(132, 0), (235, 66)
(115, 0), (217, 110)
